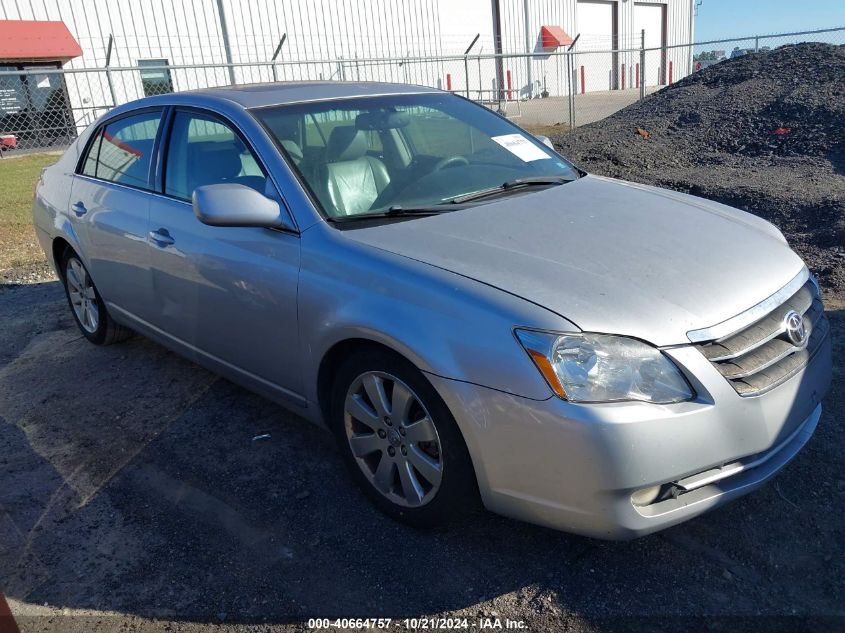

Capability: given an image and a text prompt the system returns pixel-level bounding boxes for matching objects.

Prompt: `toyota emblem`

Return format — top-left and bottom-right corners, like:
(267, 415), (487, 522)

(783, 310), (807, 347)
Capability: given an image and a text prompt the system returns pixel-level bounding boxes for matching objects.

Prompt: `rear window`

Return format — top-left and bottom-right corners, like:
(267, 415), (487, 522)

(80, 111), (162, 189)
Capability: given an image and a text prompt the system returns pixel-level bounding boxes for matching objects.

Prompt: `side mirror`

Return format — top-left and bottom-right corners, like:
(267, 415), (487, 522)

(192, 183), (285, 228)
(535, 135), (555, 150)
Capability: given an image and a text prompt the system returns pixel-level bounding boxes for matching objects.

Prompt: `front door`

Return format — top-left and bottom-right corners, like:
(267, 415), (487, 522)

(147, 108), (302, 399)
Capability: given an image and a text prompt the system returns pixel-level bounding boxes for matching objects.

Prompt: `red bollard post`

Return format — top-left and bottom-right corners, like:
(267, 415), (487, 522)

(506, 69), (512, 100)
(580, 65), (585, 94)
(668, 61), (673, 84)
(635, 63), (640, 88)
(446, 73), (452, 91)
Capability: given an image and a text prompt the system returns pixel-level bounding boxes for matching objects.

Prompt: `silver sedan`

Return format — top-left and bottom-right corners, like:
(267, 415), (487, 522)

(33, 82), (832, 539)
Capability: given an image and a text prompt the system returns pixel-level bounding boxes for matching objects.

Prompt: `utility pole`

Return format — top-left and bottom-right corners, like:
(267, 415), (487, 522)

(215, 0), (237, 85)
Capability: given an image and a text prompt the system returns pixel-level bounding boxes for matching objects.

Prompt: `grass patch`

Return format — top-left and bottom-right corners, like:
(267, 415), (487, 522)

(0, 153), (58, 269)
(521, 123), (571, 138)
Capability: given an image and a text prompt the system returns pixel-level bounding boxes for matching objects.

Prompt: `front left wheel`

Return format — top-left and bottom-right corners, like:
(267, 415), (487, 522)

(330, 349), (480, 528)
(60, 249), (132, 345)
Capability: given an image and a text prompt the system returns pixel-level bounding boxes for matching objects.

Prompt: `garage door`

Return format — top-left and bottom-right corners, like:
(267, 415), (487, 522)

(634, 3), (665, 86)
(577, 1), (615, 92)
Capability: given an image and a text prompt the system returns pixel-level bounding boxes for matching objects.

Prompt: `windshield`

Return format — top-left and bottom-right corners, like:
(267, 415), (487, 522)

(253, 93), (579, 219)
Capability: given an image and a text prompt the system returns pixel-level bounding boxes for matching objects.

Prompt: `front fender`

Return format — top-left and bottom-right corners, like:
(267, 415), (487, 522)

(297, 226), (574, 406)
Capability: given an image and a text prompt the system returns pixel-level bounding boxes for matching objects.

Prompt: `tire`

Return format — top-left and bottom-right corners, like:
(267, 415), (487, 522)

(60, 249), (132, 345)
(330, 348), (480, 528)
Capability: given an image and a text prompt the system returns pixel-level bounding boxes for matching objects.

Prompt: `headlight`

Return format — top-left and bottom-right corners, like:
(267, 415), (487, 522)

(515, 329), (694, 403)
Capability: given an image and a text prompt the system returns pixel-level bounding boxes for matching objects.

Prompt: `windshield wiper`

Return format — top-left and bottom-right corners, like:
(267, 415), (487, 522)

(328, 205), (458, 223)
(449, 176), (572, 204)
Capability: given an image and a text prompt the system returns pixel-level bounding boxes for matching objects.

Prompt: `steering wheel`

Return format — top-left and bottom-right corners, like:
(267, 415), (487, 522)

(432, 155), (470, 172)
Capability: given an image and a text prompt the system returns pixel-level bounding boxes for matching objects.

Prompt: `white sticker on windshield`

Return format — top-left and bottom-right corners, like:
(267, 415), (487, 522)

(491, 134), (551, 162)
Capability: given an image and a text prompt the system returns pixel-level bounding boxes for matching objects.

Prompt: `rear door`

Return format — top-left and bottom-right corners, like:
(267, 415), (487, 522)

(69, 109), (163, 322)
(147, 108), (302, 400)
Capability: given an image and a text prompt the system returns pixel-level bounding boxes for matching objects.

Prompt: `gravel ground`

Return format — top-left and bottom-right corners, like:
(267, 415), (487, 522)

(0, 261), (56, 285)
(552, 43), (845, 294)
(0, 280), (843, 632)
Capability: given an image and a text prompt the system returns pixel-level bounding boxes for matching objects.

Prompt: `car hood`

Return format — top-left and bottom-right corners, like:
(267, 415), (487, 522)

(343, 175), (805, 346)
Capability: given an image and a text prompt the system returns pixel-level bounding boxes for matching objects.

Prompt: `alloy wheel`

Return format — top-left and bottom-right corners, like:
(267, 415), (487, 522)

(66, 257), (99, 333)
(344, 371), (443, 508)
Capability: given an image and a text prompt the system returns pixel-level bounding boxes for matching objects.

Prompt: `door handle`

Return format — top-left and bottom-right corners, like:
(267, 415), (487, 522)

(71, 201), (87, 217)
(148, 228), (175, 247)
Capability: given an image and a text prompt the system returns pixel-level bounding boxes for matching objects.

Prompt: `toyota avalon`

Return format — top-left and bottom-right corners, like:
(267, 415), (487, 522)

(32, 82), (832, 538)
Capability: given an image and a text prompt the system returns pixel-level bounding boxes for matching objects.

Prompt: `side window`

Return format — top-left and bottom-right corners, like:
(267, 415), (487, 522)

(164, 111), (269, 201)
(364, 129), (383, 153)
(81, 130), (102, 177)
(303, 114), (326, 149)
(82, 112), (161, 188)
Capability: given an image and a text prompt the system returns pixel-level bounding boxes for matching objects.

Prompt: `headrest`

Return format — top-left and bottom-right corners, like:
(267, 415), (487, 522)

(188, 141), (242, 183)
(356, 110), (409, 130)
(326, 126), (367, 162)
(280, 139), (304, 164)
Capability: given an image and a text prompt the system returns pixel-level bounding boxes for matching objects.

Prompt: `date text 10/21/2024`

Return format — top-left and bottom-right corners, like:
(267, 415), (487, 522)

(306, 618), (528, 630)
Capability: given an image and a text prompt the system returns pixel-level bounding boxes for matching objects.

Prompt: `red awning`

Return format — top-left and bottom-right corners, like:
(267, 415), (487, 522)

(0, 20), (82, 62)
(540, 25), (573, 49)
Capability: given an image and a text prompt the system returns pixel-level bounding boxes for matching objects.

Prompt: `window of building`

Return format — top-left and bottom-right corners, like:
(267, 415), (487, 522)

(138, 59), (174, 96)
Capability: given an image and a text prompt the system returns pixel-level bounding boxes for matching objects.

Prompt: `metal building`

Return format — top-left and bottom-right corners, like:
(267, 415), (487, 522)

(0, 0), (694, 142)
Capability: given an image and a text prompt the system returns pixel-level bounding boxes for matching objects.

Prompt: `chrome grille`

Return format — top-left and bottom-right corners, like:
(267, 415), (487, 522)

(694, 279), (829, 396)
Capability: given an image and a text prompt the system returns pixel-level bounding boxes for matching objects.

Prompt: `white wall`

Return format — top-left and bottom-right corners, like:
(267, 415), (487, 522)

(619, 0), (694, 87)
(577, 1), (616, 92)
(2, 0), (465, 123)
(635, 3), (665, 85)
(493, 0), (692, 97)
(1, 0), (693, 131)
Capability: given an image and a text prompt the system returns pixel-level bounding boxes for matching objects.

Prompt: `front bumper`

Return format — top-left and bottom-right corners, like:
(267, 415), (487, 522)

(427, 326), (832, 539)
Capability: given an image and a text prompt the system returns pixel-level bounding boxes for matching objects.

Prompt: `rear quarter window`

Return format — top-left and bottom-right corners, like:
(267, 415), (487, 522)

(79, 111), (162, 190)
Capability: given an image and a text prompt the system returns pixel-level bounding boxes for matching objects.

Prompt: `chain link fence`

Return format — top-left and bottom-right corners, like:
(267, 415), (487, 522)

(1, 26), (843, 155)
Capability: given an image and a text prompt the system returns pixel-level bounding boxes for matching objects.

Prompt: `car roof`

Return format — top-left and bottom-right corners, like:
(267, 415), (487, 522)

(173, 81), (441, 109)
(95, 81), (449, 139)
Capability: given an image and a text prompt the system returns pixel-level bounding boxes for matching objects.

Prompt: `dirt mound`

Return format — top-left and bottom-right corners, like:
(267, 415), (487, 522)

(552, 42), (845, 294)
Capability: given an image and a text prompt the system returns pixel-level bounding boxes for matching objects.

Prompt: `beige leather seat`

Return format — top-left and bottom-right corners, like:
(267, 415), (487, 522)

(319, 127), (390, 215)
